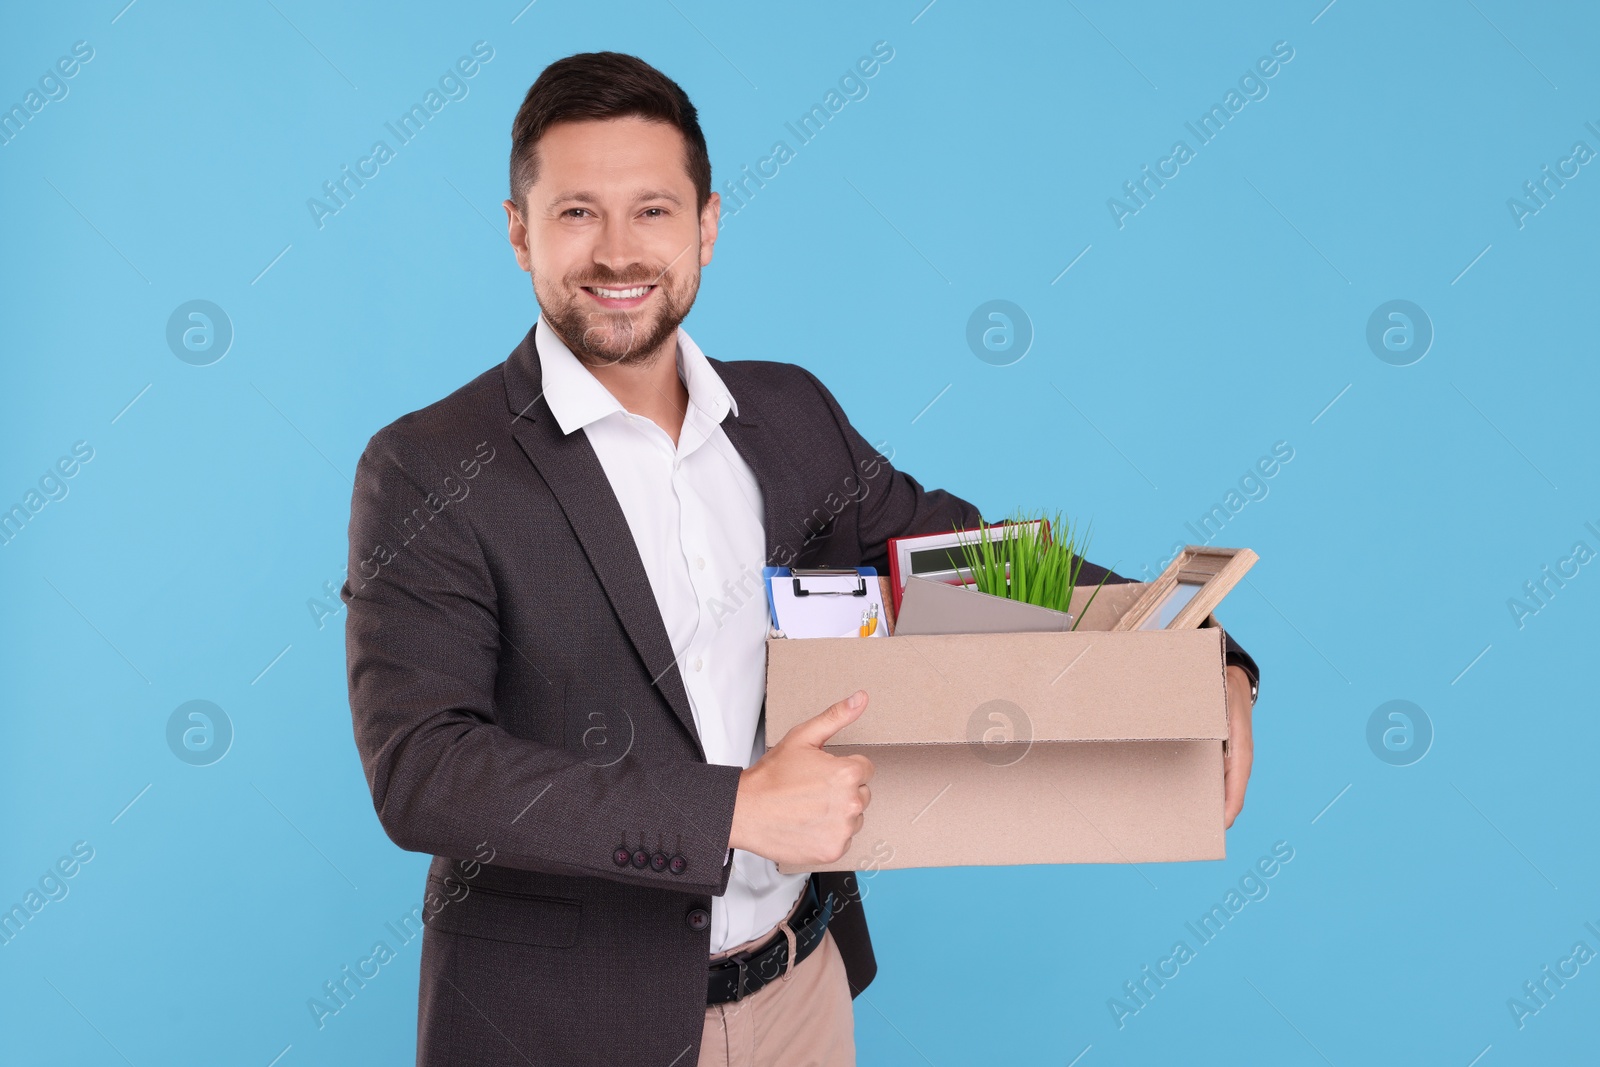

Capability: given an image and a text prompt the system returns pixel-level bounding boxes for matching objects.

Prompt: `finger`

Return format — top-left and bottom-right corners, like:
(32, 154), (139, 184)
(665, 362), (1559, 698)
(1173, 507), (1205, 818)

(785, 690), (867, 749)
(1223, 743), (1252, 828)
(1222, 676), (1253, 829)
(849, 753), (875, 783)
(858, 783), (871, 810)
(1225, 793), (1244, 829)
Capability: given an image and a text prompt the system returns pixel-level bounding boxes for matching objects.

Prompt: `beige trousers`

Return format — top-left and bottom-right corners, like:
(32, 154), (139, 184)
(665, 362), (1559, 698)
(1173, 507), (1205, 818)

(697, 882), (856, 1066)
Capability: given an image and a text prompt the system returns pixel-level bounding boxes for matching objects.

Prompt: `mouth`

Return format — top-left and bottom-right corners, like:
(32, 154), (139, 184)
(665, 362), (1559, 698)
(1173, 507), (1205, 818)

(582, 283), (657, 310)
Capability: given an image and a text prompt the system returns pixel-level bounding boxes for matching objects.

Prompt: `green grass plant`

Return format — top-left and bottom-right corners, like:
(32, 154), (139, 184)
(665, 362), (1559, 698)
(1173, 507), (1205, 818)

(953, 510), (1109, 631)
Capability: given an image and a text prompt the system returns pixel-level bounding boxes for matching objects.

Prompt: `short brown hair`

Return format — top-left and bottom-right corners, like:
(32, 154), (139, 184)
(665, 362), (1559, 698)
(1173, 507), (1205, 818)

(508, 52), (712, 216)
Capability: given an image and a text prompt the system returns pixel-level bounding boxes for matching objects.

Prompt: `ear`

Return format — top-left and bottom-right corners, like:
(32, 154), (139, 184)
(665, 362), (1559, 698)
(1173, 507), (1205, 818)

(503, 198), (532, 273)
(698, 191), (720, 268)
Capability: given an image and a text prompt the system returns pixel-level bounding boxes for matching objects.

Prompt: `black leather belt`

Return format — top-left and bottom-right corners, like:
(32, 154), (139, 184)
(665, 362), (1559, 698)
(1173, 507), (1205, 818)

(706, 875), (833, 1004)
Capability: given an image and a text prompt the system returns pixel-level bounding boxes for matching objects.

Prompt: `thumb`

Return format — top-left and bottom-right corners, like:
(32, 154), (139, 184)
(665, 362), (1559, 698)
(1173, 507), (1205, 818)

(784, 690), (867, 749)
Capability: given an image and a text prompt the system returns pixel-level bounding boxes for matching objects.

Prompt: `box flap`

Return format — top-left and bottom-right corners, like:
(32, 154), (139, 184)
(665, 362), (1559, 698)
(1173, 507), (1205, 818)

(1070, 580), (1147, 631)
(765, 627), (1226, 746)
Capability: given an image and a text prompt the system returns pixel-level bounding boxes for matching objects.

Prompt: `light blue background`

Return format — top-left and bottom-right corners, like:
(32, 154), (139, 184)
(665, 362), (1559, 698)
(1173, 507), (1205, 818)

(3, 1), (1596, 1063)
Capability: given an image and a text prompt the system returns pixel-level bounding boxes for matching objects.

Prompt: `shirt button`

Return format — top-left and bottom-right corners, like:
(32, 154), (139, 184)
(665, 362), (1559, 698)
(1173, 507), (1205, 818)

(694, 658), (704, 672)
(695, 556), (706, 570)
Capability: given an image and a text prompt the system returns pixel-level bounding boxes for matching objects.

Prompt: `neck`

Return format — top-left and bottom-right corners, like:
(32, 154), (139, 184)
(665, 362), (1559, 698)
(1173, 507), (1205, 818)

(583, 334), (690, 446)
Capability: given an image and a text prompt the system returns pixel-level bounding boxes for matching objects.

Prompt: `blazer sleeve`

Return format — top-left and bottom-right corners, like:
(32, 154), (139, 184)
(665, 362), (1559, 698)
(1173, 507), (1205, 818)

(342, 426), (743, 897)
(797, 368), (1261, 701)
(793, 366), (984, 569)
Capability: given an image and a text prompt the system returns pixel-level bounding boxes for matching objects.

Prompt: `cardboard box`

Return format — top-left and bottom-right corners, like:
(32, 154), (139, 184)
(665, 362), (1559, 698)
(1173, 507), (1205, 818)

(763, 580), (1230, 873)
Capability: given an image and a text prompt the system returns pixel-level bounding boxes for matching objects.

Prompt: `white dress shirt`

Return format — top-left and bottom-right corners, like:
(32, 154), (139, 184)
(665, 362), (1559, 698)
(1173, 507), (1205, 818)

(534, 315), (808, 953)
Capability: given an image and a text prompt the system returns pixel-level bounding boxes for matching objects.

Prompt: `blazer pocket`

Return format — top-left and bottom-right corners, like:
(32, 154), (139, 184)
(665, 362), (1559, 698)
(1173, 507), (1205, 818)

(424, 878), (582, 948)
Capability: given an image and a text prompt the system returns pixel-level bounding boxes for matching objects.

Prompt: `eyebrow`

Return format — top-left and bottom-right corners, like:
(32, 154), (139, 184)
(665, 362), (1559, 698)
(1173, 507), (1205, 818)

(545, 189), (684, 209)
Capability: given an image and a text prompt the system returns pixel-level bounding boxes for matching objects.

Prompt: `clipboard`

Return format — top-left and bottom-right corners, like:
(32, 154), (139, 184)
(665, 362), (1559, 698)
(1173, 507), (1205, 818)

(763, 566), (887, 639)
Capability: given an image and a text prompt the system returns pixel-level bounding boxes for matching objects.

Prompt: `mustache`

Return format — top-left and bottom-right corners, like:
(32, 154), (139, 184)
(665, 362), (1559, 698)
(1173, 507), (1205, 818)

(570, 265), (665, 288)
(567, 240), (700, 291)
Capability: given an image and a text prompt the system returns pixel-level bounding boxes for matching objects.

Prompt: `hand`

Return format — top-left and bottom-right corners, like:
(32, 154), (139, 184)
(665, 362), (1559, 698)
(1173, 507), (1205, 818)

(1223, 664), (1255, 829)
(729, 690), (876, 866)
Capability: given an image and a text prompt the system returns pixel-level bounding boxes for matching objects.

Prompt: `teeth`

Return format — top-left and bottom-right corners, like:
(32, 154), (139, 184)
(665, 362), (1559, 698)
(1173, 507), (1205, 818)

(592, 285), (651, 299)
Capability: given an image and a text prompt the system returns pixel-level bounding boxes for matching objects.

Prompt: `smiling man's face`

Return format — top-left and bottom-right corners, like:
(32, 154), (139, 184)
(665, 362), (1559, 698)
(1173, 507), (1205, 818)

(505, 115), (719, 369)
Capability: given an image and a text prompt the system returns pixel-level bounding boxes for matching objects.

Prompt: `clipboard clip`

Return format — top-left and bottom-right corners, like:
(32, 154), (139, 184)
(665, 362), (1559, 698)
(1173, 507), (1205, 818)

(792, 567), (867, 598)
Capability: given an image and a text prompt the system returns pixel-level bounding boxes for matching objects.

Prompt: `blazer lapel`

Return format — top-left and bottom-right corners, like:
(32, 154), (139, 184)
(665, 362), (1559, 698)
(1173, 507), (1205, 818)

(502, 328), (705, 759)
(714, 369), (811, 570)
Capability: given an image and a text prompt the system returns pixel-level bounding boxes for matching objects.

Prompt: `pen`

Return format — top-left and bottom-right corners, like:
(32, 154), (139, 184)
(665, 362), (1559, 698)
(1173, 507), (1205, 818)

(859, 602), (879, 637)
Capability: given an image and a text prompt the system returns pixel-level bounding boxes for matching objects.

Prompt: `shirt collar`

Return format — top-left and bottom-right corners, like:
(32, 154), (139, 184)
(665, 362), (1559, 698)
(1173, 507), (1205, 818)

(535, 315), (738, 436)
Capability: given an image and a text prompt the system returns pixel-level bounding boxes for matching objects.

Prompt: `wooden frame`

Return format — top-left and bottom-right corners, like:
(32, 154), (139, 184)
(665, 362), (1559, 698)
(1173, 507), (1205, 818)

(1111, 546), (1259, 632)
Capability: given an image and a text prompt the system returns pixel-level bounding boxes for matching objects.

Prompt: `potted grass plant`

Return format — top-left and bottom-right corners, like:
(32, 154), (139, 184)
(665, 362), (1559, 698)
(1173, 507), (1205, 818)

(954, 509), (1110, 631)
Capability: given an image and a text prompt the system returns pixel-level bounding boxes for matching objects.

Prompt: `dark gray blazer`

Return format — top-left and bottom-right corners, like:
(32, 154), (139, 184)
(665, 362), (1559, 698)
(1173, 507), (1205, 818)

(342, 325), (1259, 1065)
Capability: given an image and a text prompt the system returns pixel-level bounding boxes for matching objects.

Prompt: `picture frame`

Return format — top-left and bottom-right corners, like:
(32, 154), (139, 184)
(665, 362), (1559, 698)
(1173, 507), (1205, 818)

(886, 519), (1047, 613)
(1111, 545), (1259, 632)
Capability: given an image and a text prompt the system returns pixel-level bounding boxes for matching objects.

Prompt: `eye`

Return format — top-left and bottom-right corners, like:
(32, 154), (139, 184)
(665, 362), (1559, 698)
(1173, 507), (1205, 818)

(641, 207), (666, 218)
(562, 207), (591, 218)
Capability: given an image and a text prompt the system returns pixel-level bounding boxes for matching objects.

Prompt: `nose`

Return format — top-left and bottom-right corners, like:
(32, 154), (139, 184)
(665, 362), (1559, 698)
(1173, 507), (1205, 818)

(590, 213), (647, 277)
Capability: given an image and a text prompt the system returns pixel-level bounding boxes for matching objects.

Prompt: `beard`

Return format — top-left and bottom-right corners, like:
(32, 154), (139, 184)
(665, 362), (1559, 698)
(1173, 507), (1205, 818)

(534, 257), (700, 370)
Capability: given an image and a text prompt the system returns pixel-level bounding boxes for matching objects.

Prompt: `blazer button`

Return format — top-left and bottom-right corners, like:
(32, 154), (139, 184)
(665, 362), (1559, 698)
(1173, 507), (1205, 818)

(669, 855), (688, 875)
(612, 847), (632, 867)
(631, 848), (650, 869)
(650, 851), (669, 872)
(686, 908), (710, 931)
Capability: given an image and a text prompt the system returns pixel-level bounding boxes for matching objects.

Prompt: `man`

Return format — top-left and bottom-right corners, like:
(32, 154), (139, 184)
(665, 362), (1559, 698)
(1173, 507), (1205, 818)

(342, 51), (1260, 1066)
